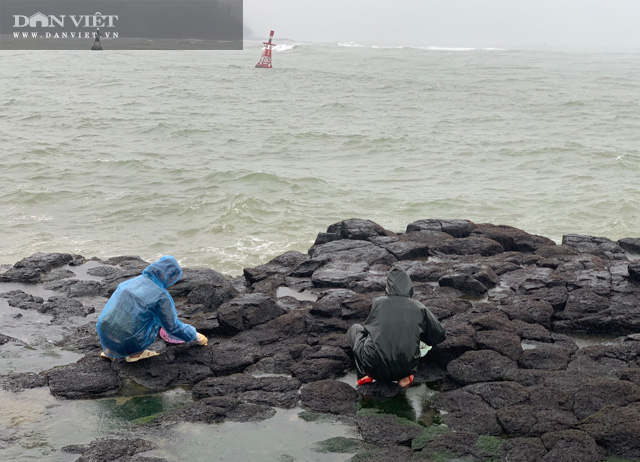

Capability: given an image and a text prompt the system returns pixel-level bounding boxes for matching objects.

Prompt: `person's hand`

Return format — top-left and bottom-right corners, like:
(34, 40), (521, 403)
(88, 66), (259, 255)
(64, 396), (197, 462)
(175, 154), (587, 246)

(195, 332), (208, 346)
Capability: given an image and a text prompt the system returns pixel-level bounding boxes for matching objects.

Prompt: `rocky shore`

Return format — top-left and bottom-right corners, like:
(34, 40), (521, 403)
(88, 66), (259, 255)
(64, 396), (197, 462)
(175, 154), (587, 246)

(2, 218), (640, 461)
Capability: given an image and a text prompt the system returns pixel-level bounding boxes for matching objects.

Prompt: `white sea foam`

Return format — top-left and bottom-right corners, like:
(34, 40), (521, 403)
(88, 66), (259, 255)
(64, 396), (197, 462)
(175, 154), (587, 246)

(272, 44), (297, 52)
(426, 46), (476, 51)
(338, 42), (364, 47)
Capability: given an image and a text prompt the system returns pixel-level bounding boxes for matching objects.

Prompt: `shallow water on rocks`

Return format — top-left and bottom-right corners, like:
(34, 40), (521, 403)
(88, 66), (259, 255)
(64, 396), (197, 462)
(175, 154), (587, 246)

(0, 342), (83, 375)
(341, 371), (441, 426)
(521, 333), (624, 351)
(565, 333), (624, 348)
(0, 385), (360, 461)
(0, 262), (109, 375)
(276, 286), (319, 302)
(0, 296), (100, 375)
(143, 409), (359, 462)
(0, 386), (193, 461)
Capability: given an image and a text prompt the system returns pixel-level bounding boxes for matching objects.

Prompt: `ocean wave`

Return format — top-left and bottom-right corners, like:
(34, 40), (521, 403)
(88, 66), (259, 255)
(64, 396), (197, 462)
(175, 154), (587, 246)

(273, 44), (298, 52)
(93, 158), (146, 165)
(371, 45), (507, 51)
(427, 46), (476, 51)
(197, 170), (330, 190)
(9, 214), (53, 223)
(316, 101), (357, 111)
(338, 42), (365, 47)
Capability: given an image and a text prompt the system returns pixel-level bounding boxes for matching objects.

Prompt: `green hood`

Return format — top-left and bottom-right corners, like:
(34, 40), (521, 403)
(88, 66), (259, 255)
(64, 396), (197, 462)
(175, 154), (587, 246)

(385, 267), (414, 298)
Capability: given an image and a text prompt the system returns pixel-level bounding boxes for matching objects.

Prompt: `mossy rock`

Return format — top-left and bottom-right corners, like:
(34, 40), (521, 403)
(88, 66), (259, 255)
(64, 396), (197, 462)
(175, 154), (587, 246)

(356, 407), (383, 418)
(475, 435), (505, 455)
(348, 451), (379, 462)
(131, 413), (161, 425)
(313, 437), (365, 454)
(430, 452), (474, 462)
(396, 415), (424, 429)
(411, 425), (451, 450)
(357, 407), (422, 429)
(298, 411), (326, 422)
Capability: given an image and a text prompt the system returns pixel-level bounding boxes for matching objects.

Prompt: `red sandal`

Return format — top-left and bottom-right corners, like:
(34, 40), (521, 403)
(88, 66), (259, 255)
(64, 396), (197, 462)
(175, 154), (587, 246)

(399, 374), (414, 388)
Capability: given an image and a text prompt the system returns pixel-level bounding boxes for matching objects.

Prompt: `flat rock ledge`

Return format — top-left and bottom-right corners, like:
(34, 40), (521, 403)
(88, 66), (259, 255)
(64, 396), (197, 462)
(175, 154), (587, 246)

(3, 218), (640, 461)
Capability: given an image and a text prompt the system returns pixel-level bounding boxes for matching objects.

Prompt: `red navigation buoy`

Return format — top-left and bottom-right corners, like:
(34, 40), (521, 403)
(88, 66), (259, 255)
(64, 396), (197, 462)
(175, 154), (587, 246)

(255, 30), (275, 68)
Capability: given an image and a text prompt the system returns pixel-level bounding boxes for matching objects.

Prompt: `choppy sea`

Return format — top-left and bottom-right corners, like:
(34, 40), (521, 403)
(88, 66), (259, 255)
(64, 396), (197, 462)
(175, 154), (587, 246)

(1, 41), (639, 273)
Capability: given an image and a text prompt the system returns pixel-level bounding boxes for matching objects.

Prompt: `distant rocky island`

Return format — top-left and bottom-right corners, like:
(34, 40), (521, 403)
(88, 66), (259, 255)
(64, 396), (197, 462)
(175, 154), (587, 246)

(1, 218), (640, 461)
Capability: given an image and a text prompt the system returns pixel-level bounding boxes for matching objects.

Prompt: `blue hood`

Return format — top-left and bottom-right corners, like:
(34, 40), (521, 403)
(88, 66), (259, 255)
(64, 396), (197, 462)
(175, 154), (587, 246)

(142, 255), (182, 289)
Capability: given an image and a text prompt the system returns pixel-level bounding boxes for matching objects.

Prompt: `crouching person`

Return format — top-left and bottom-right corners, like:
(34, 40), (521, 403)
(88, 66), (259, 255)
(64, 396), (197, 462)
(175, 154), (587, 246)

(347, 265), (445, 387)
(97, 255), (207, 362)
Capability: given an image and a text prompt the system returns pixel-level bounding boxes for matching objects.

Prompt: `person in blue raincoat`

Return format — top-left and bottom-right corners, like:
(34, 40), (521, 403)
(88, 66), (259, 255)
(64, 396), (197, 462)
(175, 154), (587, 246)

(97, 256), (207, 362)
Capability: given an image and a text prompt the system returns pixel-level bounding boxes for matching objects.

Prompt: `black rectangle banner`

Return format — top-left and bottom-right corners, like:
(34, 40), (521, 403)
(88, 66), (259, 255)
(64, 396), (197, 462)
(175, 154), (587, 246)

(0, 0), (243, 50)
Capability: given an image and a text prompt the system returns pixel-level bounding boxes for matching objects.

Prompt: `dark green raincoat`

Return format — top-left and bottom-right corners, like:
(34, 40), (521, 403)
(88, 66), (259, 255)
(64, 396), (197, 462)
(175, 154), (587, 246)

(348, 267), (446, 382)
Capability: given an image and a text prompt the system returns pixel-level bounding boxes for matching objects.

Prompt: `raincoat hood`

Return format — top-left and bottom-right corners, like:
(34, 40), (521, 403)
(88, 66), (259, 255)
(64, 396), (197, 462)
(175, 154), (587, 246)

(142, 256), (182, 289)
(385, 267), (414, 298)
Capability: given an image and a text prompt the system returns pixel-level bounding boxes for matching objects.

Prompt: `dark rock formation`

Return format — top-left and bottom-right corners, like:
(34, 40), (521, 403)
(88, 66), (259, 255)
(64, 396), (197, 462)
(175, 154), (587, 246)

(1, 290), (44, 310)
(579, 402), (640, 458)
(0, 372), (48, 392)
(356, 412), (423, 447)
(0, 252), (75, 283)
(433, 236), (504, 257)
(618, 237), (640, 254)
(243, 250), (308, 285)
(315, 218), (395, 245)
(160, 396), (275, 424)
(192, 373), (300, 409)
(47, 355), (122, 399)
(434, 389), (502, 435)
(563, 234), (627, 260)
(406, 218), (476, 238)
(446, 350), (518, 386)
(67, 437), (158, 462)
(3, 220), (640, 460)
(300, 379), (358, 415)
(471, 223), (555, 252)
(217, 293), (285, 334)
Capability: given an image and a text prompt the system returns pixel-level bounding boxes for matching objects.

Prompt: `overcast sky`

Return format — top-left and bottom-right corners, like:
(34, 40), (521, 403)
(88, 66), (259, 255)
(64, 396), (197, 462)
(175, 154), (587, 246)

(244, 0), (640, 51)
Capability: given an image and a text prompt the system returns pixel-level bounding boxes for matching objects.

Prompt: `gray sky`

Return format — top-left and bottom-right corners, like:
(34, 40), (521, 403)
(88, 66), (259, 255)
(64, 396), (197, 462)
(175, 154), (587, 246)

(244, 0), (640, 51)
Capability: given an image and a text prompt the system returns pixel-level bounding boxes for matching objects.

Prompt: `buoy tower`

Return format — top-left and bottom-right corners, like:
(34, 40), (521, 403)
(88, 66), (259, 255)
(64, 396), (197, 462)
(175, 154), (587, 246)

(255, 30), (275, 68)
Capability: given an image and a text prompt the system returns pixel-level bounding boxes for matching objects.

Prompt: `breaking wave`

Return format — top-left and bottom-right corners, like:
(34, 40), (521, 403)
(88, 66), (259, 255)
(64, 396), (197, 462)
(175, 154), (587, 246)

(272, 44), (298, 52)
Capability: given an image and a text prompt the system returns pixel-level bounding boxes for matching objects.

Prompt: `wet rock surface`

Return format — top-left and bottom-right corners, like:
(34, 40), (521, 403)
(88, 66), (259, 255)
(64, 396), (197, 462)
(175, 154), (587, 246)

(159, 396), (276, 424)
(62, 437), (159, 462)
(2, 218), (640, 460)
(0, 252), (76, 283)
(47, 355), (122, 399)
(300, 379), (359, 415)
(357, 412), (423, 447)
(192, 373), (301, 409)
(0, 371), (48, 392)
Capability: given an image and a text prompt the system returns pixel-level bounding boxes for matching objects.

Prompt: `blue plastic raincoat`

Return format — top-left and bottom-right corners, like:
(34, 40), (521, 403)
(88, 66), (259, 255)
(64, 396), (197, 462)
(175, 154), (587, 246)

(96, 256), (197, 358)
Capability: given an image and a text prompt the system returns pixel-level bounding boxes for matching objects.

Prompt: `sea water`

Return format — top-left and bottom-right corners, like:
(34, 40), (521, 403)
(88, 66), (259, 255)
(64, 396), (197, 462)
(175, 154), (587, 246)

(0, 42), (639, 274)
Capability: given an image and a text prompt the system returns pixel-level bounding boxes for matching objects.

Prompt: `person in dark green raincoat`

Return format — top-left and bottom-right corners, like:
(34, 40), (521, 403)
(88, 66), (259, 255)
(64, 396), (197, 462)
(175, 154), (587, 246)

(347, 266), (446, 387)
